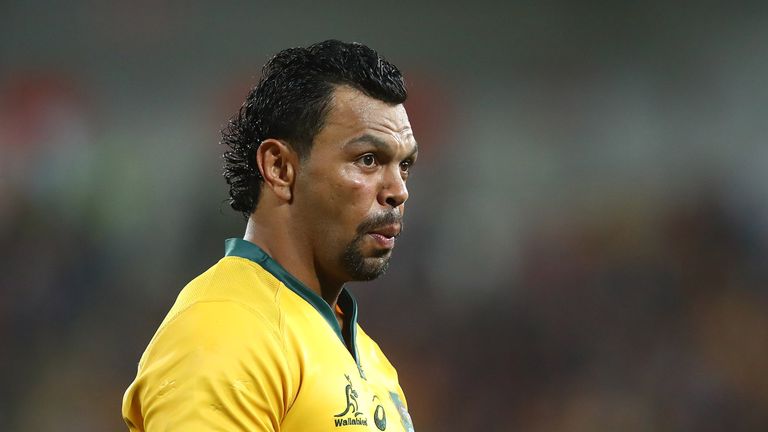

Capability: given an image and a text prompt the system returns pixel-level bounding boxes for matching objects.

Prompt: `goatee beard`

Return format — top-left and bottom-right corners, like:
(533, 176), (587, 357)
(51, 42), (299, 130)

(341, 210), (402, 281)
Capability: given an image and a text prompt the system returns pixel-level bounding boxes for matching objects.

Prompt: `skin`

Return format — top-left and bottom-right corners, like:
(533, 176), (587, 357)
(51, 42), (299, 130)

(244, 85), (418, 326)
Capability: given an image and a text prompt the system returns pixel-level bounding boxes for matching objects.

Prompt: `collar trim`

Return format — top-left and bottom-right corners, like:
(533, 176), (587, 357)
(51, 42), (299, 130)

(224, 238), (359, 361)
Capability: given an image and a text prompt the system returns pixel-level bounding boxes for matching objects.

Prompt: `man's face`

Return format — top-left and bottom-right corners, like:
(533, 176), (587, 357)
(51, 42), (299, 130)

(292, 86), (417, 284)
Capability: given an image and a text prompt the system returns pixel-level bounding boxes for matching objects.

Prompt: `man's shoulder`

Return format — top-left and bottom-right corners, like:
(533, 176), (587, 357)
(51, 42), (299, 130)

(147, 256), (287, 349)
(136, 257), (290, 369)
(173, 255), (283, 318)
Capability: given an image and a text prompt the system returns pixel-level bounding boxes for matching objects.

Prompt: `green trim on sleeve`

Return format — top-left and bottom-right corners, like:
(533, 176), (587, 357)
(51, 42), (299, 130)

(224, 238), (360, 363)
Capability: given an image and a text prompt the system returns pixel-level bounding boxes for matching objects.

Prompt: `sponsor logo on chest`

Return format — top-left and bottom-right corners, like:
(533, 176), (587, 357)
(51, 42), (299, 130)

(333, 374), (369, 427)
(332, 374), (414, 431)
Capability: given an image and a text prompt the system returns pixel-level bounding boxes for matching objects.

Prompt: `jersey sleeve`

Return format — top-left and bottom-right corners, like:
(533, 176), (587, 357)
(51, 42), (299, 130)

(122, 301), (296, 431)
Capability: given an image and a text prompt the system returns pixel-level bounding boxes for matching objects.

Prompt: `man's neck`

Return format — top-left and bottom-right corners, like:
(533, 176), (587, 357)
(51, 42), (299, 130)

(243, 215), (346, 314)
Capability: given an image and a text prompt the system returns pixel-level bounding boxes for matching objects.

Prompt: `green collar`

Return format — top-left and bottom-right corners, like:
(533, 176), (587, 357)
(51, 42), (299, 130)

(224, 238), (360, 364)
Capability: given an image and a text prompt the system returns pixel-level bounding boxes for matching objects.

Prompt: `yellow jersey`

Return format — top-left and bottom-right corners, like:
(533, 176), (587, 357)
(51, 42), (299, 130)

(122, 238), (415, 431)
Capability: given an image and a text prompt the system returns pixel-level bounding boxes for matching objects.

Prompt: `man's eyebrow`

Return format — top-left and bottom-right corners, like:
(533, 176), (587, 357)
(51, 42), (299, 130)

(344, 133), (419, 157)
(343, 134), (391, 150)
(407, 142), (419, 159)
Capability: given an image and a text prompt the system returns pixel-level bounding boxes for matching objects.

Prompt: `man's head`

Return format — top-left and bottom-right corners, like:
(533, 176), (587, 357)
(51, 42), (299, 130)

(223, 40), (407, 214)
(222, 40), (417, 284)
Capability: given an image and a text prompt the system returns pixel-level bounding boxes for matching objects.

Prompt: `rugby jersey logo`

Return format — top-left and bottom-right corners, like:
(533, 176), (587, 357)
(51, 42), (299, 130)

(333, 374), (369, 427)
(373, 395), (387, 430)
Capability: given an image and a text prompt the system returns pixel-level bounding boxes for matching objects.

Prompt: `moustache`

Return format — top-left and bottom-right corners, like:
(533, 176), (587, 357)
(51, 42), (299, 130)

(355, 211), (403, 237)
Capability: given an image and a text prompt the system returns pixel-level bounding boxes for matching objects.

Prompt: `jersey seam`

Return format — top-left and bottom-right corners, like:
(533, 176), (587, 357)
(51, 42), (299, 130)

(216, 255), (297, 418)
(273, 285), (300, 416)
(218, 256), (292, 351)
(222, 250), (346, 342)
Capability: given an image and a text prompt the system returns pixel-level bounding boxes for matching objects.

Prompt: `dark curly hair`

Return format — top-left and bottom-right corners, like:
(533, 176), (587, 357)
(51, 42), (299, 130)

(221, 40), (408, 217)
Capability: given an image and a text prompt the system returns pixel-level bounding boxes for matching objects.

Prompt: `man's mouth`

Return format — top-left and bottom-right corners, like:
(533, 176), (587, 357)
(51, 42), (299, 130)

(367, 224), (401, 249)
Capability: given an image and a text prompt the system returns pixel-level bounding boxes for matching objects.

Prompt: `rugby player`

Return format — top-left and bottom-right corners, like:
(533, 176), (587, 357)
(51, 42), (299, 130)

(122, 40), (417, 431)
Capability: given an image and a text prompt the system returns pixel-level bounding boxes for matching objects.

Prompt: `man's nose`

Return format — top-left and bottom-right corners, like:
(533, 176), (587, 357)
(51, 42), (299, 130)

(380, 166), (409, 208)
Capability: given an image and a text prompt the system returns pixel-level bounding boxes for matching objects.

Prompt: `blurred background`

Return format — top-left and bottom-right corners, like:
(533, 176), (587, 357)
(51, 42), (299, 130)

(3, 1), (768, 430)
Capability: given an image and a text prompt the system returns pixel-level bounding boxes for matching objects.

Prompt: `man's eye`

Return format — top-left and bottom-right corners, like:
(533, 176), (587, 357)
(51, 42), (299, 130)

(400, 160), (411, 172)
(360, 154), (376, 166)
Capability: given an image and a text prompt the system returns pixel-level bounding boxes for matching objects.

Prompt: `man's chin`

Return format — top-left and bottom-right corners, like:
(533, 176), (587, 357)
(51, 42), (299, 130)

(367, 247), (393, 259)
(347, 256), (390, 281)
(342, 236), (393, 281)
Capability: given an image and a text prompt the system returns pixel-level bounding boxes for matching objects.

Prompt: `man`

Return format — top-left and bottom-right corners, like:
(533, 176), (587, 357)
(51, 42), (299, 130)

(122, 40), (418, 432)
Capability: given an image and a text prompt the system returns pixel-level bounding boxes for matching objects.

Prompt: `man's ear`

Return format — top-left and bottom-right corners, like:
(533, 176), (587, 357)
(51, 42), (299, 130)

(256, 139), (297, 202)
